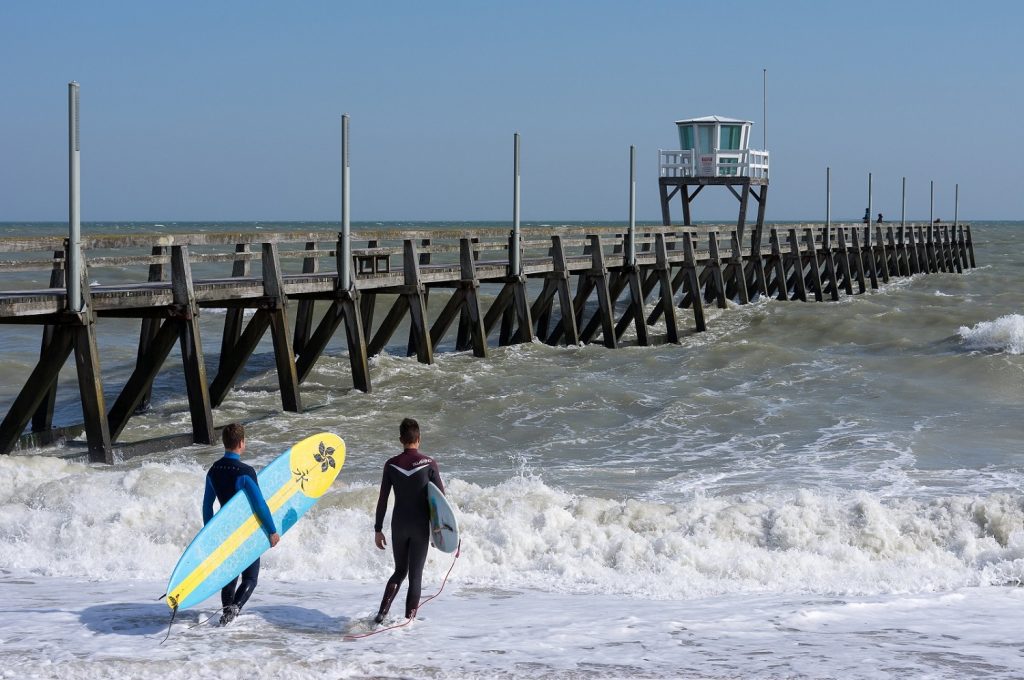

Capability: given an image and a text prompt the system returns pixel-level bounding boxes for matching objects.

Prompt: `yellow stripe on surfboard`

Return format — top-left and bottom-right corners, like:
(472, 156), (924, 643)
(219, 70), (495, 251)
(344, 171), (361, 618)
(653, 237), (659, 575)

(166, 434), (344, 610)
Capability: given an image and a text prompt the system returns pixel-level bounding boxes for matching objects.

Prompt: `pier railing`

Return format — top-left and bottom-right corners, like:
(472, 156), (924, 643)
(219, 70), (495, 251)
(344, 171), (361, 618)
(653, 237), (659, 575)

(0, 222), (974, 462)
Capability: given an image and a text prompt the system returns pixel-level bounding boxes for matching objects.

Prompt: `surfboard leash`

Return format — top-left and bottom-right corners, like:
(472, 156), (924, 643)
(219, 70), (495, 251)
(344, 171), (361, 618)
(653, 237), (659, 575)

(344, 539), (461, 641)
(159, 604), (177, 645)
(189, 606), (232, 629)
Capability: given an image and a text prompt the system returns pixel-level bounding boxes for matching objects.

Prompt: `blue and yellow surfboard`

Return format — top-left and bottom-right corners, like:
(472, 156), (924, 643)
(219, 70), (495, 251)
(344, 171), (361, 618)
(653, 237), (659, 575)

(165, 432), (345, 612)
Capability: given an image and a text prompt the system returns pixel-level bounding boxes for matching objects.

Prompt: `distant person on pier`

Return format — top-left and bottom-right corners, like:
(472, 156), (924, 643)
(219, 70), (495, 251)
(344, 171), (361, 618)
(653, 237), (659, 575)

(862, 208), (870, 224)
(372, 417), (445, 624)
(877, 213), (884, 224)
(202, 422), (280, 626)
(934, 217), (942, 224)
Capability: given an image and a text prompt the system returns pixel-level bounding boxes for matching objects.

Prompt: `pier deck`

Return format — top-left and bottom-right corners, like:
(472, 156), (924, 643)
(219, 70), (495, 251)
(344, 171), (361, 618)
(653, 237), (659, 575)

(0, 222), (975, 462)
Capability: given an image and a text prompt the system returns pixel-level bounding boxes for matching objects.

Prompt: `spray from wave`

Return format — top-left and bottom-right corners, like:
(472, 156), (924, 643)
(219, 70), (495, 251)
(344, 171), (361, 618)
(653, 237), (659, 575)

(958, 314), (1024, 354)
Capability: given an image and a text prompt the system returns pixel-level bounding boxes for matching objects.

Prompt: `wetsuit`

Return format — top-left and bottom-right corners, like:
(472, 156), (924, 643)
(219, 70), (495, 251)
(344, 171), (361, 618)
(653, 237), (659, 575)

(202, 452), (278, 612)
(374, 448), (444, 619)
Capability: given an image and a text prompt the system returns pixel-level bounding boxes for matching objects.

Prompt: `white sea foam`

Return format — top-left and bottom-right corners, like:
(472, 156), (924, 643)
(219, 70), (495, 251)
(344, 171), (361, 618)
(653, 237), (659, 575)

(958, 314), (1024, 354)
(3, 456), (1022, 601)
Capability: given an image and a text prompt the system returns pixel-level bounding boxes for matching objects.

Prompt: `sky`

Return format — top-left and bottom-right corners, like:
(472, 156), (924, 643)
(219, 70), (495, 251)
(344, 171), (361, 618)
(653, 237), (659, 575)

(1, 1), (1021, 222)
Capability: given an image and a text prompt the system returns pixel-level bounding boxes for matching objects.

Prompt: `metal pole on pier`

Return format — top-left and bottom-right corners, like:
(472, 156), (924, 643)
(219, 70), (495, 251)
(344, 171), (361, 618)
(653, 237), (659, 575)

(68, 81), (82, 313)
(512, 132), (521, 277)
(954, 183), (959, 227)
(929, 180), (934, 225)
(867, 172), (872, 228)
(762, 68), (767, 150)
(340, 114), (352, 288)
(901, 177), (906, 228)
(825, 166), (831, 248)
(627, 145), (636, 265)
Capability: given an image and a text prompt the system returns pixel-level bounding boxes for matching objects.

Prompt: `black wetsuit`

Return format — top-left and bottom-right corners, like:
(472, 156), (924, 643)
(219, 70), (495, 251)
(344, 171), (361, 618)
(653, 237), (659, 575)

(374, 448), (444, 618)
(203, 452), (277, 612)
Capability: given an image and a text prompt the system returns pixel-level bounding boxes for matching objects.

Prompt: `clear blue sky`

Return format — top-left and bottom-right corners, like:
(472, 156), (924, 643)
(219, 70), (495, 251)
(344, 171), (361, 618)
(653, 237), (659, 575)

(1, 1), (1021, 222)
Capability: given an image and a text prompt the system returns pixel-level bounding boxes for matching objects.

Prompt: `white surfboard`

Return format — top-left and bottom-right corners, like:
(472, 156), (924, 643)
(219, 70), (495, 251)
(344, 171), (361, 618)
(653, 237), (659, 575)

(426, 481), (459, 553)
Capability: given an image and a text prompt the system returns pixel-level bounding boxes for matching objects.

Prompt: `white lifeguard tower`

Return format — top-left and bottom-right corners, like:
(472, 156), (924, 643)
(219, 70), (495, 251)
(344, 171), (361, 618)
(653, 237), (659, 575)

(658, 115), (770, 253)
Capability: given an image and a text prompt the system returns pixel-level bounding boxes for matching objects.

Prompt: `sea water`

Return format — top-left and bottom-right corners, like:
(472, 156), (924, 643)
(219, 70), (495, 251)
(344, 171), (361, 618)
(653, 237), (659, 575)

(0, 221), (1022, 679)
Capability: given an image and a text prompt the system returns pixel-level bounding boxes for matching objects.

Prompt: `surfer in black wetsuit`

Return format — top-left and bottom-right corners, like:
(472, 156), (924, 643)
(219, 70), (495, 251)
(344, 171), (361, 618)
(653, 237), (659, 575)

(202, 422), (280, 626)
(373, 417), (445, 624)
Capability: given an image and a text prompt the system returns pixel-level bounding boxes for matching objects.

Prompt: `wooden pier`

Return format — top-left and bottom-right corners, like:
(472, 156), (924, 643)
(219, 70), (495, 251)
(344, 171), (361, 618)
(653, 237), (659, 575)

(0, 222), (975, 462)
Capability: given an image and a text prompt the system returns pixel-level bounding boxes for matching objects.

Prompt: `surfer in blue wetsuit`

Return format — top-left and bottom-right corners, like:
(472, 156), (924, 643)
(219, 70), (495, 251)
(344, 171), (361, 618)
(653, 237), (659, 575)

(373, 417), (445, 624)
(202, 422), (281, 626)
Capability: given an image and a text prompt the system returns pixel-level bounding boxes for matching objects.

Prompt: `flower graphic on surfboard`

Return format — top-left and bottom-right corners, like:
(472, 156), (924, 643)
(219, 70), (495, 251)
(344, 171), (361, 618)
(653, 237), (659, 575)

(164, 432), (345, 613)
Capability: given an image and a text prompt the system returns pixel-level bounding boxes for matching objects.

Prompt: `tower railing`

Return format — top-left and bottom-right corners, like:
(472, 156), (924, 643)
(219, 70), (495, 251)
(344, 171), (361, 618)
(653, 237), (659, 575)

(658, 148), (769, 179)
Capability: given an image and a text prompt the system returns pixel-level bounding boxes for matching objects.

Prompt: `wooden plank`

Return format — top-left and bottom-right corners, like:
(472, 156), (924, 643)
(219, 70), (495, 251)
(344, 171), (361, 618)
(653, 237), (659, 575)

(550, 235), (579, 346)
(907, 226), (921, 274)
(895, 227), (910, 277)
(583, 271), (627, 343)
(171, 246), (215, 446)
(735, 182), (750, 247)
(0, 326), (74, 455)
(408, 239), (432, 357)
(924, 226), (938, 273)
(767, 229), (787, 300)
(730, 231), (749, 304)
(835, 228), (854, 296)
(589, 236), (617, 349)
(508, 232), (535, 345)
(293, 241), (319, 356)
(483, 283), (515, 337)
(296, 301), (343, 382)
(529, 279), (558, 330)
(655, 234), (679, 343)
(848, 228), (866, 293)
(359, 239), (379, 330)
(71, 260), (113, 463)
(874, 226), (891, 283)
(262, 243), (302, 412)
(340, 291), (372, 391)
(804, 229), (824, 302)
(946, 225), (962, 273)
(368, 295), (410, 357)
(886, 227), (903, 276)
(706, 232), (728, 309)
(402, 240), (433, 363)
(787, 229), (807, 302)
(681, 235), (706, 332)
(136, 246), (166, 413)
(624, 267), (650, 345)
(820, 232), (840, 301)
(957, 225), (970, 269)
(219, 244), (250, 377)
(109, 318), (188, 438)
(32, 251), (66, 431)
(429, 288), (467, 347)
(74, 319), (113, 463)
(862, 227), (879, 289)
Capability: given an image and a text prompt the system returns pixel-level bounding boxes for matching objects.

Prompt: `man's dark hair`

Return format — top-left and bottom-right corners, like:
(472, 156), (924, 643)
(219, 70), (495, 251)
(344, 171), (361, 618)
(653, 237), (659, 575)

(223, 422), (245, 450)
(399, 418), (420, 446)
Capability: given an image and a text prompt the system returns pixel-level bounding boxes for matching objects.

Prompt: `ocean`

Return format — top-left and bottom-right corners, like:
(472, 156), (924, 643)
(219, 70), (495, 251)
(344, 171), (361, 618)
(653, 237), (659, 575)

(0, 221), (1022, 679)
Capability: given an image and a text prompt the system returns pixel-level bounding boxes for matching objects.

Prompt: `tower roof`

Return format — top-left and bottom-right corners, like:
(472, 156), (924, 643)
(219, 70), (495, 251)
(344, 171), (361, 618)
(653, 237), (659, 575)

(674, 115), (752, 125)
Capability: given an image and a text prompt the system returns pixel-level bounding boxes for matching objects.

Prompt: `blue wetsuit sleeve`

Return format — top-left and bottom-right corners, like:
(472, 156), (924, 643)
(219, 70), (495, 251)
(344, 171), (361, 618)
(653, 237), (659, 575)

(202, 477), (216, 525)
(237, 475), (278, 535)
